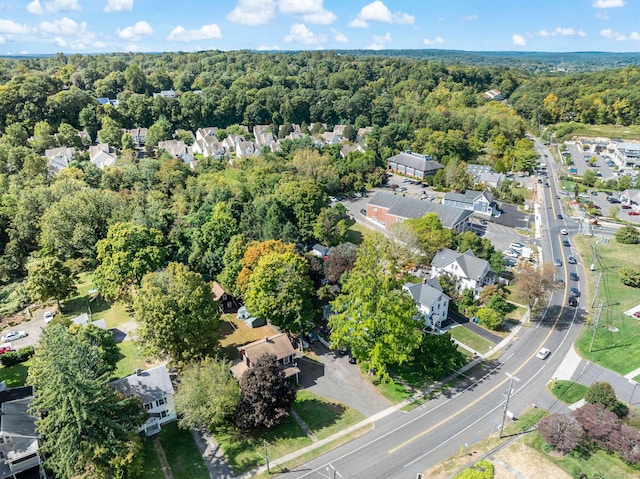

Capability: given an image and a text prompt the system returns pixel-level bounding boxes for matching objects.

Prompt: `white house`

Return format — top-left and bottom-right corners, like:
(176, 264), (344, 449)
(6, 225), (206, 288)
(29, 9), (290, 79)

(431, 248), (496, 298)
(89, 144), (116, 169)
(44, 146), (75, 175)
(443, 190), (498, 216)
(403, 279), (450, 330)
(110, 365), (176, 437)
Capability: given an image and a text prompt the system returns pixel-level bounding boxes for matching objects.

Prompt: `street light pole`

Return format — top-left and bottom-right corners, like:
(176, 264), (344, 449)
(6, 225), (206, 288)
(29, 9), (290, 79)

(499, 372), (521, 439)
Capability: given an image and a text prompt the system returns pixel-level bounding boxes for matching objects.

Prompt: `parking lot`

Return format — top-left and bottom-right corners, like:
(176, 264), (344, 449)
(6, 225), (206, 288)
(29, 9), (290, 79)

(563, 142), (617, 180)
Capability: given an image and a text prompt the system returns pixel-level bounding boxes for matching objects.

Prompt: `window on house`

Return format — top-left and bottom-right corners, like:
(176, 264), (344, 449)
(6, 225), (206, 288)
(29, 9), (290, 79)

(282, 355), (291, 365)
(143, 403), (153, 410)
(156, 397), (166, 407)
(161, 410), (168, 418)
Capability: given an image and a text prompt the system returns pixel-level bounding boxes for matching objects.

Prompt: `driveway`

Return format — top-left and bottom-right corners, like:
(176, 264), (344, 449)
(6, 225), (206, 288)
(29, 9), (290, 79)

(298, 343), (392, 417)
(0, 314), (45, 349)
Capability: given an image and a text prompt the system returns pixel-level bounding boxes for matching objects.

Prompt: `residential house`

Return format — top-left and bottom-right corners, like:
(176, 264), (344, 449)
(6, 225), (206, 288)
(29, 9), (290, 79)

(387, 151), (444, 180)
(153, 89), (175, 99)
(222, 134), (244, 152)
(333, 125), (348, 137)
(235, 140), (259, 158)
(157, 140), (195, 167)
(212, 281), (239, 313)
(77, 130), (91, 145)
(126, 127), (148, 147)
(475, 171), (505, 189)
(110, 365), (176, 437)
(71, 313), (107, 330)
(231, 333), (300, 382)
(430, 248), (496, 297)
(443, 190), (497, 216)
(366, 191), (472, 233)
(97, 97), (118, 107)
(620, 189), (640, 209)
(89, 144), (116, 169)
(192, 136), (226, 159)
(195, 127), (219, 142)
(483, 89), (503, 101)
(356, 127), (373, 144)
(311, 244), (331, 259)
(403, 279), (450, 330)
(0, 385), (42, 479)
(45, 146), (75, 175)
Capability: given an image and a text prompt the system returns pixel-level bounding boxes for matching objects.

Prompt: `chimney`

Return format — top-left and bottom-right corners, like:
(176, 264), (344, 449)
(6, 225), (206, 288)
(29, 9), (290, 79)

(264, 336), (269, 343)
(135, 368), (142, 376)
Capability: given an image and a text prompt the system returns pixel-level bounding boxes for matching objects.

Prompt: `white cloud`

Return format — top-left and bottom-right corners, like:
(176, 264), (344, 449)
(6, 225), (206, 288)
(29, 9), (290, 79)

(0, 19), (30, 34)
(349, 1), (414, 28)
(0, 37), (5, 45)
(600, 28), (626, 40)
(331, 28), (348, 42)
(26, 0), (43, 14)
(36, 17), (105, 49)
(595, 11), (610, 20)
(593, 0), (625, 7)
(54, 36), (66, 46)
(38, 17), (82, 35)
(43, 0), (80, 13)
(227, 0), (276, 26)
(462, 14), (478, 22)
(423, 36), (444, 46)
(512, 33), (527, 46)
(284, 22), (325, 44)
(124, 43), (139, 52)
(104, 0), (134, 12)
(538, 27), (586, 37)
(630, 32), (640, 40)
(278, 0), (336, 24)
(368, 32), (391, 50)
(116, 21), (153, 40)
(256, 44), (280, 50)
(167, 23), (222, 42)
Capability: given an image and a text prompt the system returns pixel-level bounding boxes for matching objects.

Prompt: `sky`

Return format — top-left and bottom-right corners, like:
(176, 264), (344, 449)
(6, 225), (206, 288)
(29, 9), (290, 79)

(0, 0), (639, 55)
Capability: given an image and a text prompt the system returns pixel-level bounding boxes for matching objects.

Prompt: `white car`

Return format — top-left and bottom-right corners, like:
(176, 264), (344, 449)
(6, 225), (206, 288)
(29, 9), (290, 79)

(560, 229), (568, 235)
(504, 249), (520, 259)
(536, 348), (551, 360)
(1, 331), (27, 343)
(43, 311), (54, 323)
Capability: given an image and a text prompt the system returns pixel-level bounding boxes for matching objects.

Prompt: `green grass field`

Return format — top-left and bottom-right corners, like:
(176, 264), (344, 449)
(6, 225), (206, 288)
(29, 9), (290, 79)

(553, 122), (640, 141)
(159, 423), (209, 479)
(139, 439), (165, 479)
(448, 326), (493, 354)
(0, 360), (31, 387)
(574, 236), (640, 375)
(346, 221), (372, 245)
(549, 380), (588, 405)
(113, 340), (151, 379)
(292, 390), (365, 440)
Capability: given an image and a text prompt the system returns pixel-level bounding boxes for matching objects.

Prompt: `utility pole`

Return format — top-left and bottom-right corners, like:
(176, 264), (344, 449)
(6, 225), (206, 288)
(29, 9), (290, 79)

(589, 301), (604, 353)
(592, 272), (602, 309)
(499, 373), (520, 438)
(256, 439), (270, 473)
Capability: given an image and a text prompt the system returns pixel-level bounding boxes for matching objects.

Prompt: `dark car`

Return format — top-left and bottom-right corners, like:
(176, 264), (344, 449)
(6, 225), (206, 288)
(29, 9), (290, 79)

(570, 272), (579, 281)
(307, 331), (319, 344)
(563, 239), (570, 247)
(567, 256), (577, 264)
(480, 219), (488, 225)
(557, 214), (563, 220)
(570, 287), (580, 297)
(360, 208), (367, 215)
(568, 297), (578, 307)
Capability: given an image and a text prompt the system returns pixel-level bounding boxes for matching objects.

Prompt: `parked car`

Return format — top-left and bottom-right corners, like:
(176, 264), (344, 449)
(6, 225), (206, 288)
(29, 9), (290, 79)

(536, 348), (551, 360)
(504, 249), (520, 259)
(622, 205), (631, 209)
(0, 345), (11, 355)
(307, 331), (319, 345)
(554, 258), (562, 267)
(479, 219), (488, 225)
(44, 311), (54, 323)
(591, 191), (598, 196)
(399, 186), (407, 192)
(360, 208), (367, 215)
(629, 211), (640, 216)
(570, 287), (580, 297)
(567, 256), (577, 264)
(568, 297), (578, 307)
(1, 331), (27, 343)
(570, 272), (579, 281)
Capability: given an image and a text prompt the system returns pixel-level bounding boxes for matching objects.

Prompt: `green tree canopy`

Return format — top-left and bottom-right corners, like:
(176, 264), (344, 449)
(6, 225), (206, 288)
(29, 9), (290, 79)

(134, 262), (219, 364)
(615, 225), (639, 244)
(26, 256), (77, 307)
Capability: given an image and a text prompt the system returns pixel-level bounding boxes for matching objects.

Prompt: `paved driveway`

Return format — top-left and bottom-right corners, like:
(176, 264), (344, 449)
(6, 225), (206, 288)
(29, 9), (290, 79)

(0, 311), (48, 349)
(298, 343), (392, 417)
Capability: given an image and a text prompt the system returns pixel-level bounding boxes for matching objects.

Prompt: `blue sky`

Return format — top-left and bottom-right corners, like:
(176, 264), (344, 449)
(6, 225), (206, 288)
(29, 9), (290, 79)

(0, 0), (639, 54)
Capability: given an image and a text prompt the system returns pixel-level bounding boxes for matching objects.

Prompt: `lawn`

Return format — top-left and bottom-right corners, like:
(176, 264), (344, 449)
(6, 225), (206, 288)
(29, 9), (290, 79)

(506, 304), (528, 323)
(218, 315), (276, 361)
(139, 439), (165, 479)
(346, 221), (373, 245)
(553, 122), (640, 142)
(574, 236), (640, 375)
(113, 340), (153, 380)
(0, 360), (31, 387)
(549, 380), (588, 405)
(375, 377), (415, 403)
(62, 272), (131, 329)
(292, 390), (365, 440)
(214, 415), (312, 474)
(159, 423), (209, 479)
(448, 326), (493, 354)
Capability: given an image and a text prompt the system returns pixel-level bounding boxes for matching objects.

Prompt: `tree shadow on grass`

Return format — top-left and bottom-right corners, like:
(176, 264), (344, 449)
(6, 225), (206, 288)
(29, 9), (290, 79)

(293, 396), (347, 433)
(62, 293), (111, 317)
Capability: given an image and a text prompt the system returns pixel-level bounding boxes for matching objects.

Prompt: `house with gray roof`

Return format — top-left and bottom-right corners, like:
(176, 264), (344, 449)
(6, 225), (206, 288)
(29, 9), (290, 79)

(403, 279), (450, 330)
(386, 151), (444, 180)
(0, 385), (42, 479)
(366, 191), (472, 232)
(110, 364), (176, 437)
(44, 146), (75, 175)
(71, 313), (107, 330)
(443, 190), (497, 216)
(475, 171), (505, 189)
(466, 164), (492, 176)
(430, 248), (496, 298)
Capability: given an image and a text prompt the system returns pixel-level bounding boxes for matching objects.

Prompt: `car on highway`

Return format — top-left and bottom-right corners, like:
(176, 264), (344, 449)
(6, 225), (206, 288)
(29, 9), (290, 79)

(536, 348), (551, 360)
(560, 229), (568, 235)
(570, 287), (580, 297)
(1, 331), (27, 343)
(44, 311), (54, 323)
(554, 258), (562, 267)
(570, 272), (579, 281)
(568, 297), (578, 307)
(629, 211), (640, 216)
(557, 214), (564, 220)
(567, 256), (577, 264)
(562, 239), (570, 247)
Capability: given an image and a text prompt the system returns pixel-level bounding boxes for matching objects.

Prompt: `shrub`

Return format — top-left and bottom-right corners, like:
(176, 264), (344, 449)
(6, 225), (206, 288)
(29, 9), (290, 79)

(620, 268), (640, 288)
(537, 412), (584, 454)
(0, 346), (35, 367)
(453, 460), (494, 479)
(584, 381), (618, 411)
(616, 225), (639, 244)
